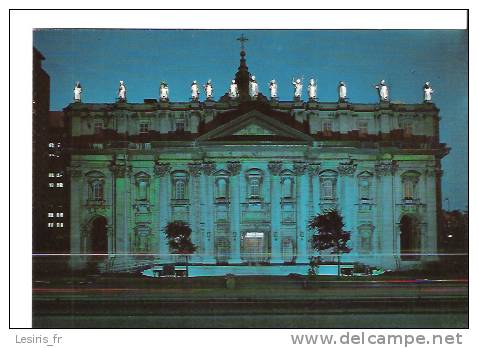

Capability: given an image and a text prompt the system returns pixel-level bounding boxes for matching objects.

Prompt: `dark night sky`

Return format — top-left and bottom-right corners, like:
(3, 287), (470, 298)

(33, 29), (468, 210)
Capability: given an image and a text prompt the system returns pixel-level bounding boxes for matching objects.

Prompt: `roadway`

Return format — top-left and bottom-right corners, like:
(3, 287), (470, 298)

(32, 276), (468, 328)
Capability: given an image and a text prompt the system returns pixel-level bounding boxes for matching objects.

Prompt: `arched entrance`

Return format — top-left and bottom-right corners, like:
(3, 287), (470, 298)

(400, 215), (420, 260)
(89, 216), (108, 254)
(83, 216), (108, 273)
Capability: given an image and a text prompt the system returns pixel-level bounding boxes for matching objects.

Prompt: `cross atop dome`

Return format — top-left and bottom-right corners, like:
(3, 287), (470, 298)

(235, 34), (252, 101)
(237, 34), (248, 51)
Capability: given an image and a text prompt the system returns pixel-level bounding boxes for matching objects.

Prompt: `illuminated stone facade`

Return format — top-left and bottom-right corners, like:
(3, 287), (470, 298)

(66, 52), (448, 273)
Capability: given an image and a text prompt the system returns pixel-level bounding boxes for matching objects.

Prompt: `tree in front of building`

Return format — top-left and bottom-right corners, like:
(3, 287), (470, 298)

(163, 220), (197, 277)
(309, 209), (351, 277)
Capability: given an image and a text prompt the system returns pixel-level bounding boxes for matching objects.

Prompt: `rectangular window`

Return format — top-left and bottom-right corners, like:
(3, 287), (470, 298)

(403, 181), (414, 199)
(322, 120), (332, 133)
(358, 120), (368, 136)
(175, 180), (186, 200)
(359, 177), (371, 200)
(323, 180), (333, 199)
(139, 122), (150, 134)
(48, 223), (54, 228)
(94, 120), (103, 134)
(90, 181), (104, 201)
(56, 182), (63, 188)
(48, 173), (55, 178)
(56, 222), (63, 227)
(56, 212), (63, 218)
(404, 120), (413, 137)
(56, 172), (63, 178)
(48, 212), (54, 218)
(48, 143), (55, 148)
(49, 183), (55, 188)
(320, 177), (337, 200)
(176, 121), (185, 132)
(250, 178), (260, 197)
(216, 178), (228, 199)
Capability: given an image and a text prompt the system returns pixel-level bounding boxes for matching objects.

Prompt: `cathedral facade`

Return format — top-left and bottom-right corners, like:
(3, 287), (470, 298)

(65, 48), (448, 274)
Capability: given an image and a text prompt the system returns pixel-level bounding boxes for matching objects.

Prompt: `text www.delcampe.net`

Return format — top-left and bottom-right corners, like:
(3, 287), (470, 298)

(291, 332), (463, 346)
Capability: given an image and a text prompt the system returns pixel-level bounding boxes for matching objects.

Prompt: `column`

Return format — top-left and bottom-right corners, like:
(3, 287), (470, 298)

(375, 160), (398, 268)
(110, 160), (132, 268)
(227, 161), (242, 263)
(373, 174), (382, 262)
(202, 161), (217, 263)
(68, 166), (84, 270)
(351, 174), (360, 258)
(337, 160), (357, 262)
(268, 161), (283, 263)
(150, 174), (159, 259)
(425, 166), (439, 262)
(106, 171), (115, 256)
(418, 170), (427, 257)
(308, 163), (321, 258)
(294, 161), (309, 264)
(188, 162), (202, 263)
(155, 162), (171, 262)
(308, 163), (321, 217)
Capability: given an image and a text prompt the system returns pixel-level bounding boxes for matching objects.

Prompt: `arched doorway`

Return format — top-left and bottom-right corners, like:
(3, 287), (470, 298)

(90, 216), (108, 254)
(400, 215), (420, 260)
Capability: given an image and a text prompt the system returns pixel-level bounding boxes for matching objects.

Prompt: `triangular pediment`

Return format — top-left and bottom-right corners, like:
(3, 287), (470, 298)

(232, 123), (275, 136)
(197, 109), (313, 143)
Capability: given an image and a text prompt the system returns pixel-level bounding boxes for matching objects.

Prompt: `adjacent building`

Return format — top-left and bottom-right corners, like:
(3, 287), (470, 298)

(33, 48), (68, 255)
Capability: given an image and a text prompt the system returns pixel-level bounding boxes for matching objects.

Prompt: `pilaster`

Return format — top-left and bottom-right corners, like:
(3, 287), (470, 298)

(202, 161), (217, 263)
(188, 162), (202, 263)
(308, 163), (321, 216)
(337, 160), (357, 261)
(337, 160), (357, 233)
(294, 161), (309, 263)
(227, 161), (242, 263)
(155, 161), (171, 262)
(268, 161), (283, 263)
(107, 158), (133, 269)
(375, 160), (398, 267)
(424, 166), (439, 262)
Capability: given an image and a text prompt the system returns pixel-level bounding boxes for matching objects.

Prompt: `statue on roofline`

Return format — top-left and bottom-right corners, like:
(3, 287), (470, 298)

(249, 75), (259, 99)
(204, 79), (213, 100)
(292, 78), (303, 100)
(191, 80), (199, 101)
(338, 81), (347, 102)
(74, 81), (82, 102)
(308, 79), (317, 101)
(269, 79), (278, 99)
(118, 80), (126, 102)
(375, 79), (389, 102)
(423, 81), (434, 103)
(160, 81), (169, 101)
(229, 79), (238, 99)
